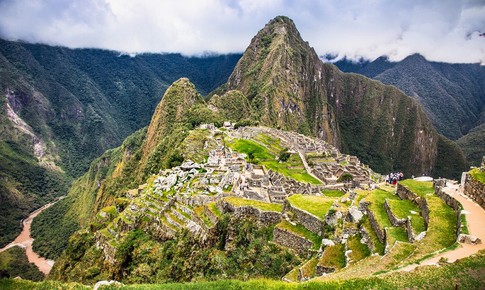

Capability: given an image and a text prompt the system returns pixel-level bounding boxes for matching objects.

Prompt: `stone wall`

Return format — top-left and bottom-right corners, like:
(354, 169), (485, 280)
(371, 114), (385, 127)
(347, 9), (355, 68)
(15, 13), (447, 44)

(383, 199), (417, 243)
(284, 200), (323, 235)
(220, 200), (282, 225)
(396, 184), (429, 230)
(273, 226), (313, 257)
(361, 202), (386, 244)
(383, 199), (406, 227)
(463, 173), (485, 210)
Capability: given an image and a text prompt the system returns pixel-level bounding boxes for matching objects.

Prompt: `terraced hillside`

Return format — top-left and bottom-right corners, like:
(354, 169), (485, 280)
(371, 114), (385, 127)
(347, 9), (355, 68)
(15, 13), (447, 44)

(49, 123), (470, 284)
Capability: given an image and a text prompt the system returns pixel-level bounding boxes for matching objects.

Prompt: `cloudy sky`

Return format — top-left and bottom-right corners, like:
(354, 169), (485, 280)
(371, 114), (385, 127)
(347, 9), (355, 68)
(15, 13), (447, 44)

(0, 0), (484, 63)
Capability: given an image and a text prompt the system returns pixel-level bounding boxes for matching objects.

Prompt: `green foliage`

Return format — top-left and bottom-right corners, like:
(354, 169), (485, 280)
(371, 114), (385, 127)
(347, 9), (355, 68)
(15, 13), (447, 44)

(318, 243), (346, 269)
(337, 173), (353, 183)
(0, 39), (241, 178)
(470, 168), (485, 184)
(321, 190), (345, 197)
(287, 194), (335, 219)
(5, 248), (485, 288)
(51, 217), (300, 284)
(0, 140), (69, 248)
(186, 104), (223, 128)
(278, 148), (291, 162)
(31, 198), (80, 259)
(0, 246), (44, 281)
(432, 136), (467, 179)
(224, 197), (282, 212)
(228, 139), (320, 184)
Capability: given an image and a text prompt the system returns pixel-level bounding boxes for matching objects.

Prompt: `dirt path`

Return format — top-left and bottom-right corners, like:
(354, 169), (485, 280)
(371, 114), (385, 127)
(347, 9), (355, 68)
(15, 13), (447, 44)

(400, 181), (485, 271)
(0, 198), (62, 274)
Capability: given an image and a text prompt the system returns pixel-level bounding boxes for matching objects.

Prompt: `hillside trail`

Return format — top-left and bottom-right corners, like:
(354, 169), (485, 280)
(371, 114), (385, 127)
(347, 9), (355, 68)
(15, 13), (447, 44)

(400, 181), (485, 272)
(0, 198), (62, 274)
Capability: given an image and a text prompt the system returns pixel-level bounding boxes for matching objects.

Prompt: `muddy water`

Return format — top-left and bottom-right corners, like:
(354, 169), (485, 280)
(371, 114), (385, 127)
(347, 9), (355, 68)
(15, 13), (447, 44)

(0, 199), (62, 274)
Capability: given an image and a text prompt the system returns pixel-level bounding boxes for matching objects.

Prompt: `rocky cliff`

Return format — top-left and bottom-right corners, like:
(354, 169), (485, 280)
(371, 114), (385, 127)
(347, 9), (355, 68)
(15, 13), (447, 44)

(223, 16), (465, 177)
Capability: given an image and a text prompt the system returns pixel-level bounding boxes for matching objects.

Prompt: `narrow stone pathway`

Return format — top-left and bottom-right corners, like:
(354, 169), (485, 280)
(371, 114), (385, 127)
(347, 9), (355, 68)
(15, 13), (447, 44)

(400, 181), (485, 271)
(0, 198), (62, 274)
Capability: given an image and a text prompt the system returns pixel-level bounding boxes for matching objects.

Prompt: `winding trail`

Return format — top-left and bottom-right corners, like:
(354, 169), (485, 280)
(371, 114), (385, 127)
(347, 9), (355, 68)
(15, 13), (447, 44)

(0, 198), (62, 274)
(400, 181), (485, 271)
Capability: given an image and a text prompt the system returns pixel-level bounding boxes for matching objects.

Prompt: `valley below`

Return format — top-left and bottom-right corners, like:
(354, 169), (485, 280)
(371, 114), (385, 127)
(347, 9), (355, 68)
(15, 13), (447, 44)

(0, 198), (62, 275)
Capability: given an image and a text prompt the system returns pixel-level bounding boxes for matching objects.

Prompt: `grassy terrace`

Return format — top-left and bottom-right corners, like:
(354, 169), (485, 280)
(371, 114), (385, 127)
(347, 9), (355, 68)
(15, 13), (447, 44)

(277, 220), (322, 250)
(193, 206), (213, 227)
(363, 189), (408, 243)
(207, 202), (223, 218)
(361, 216), (385, 255)
(470, 168), (485, 184)
(287, 194), (335, 219)
(321, 189), (345, 197)
(397, 180), (457, 263)
(180, 129), (214, 163)
(300, 257), (318, 279)
(318, 243), (346, 269)
(347, 234), (371, 263)
(227, 138), (321, 184)
(224, 197), (283, 212)
(386, 199), (426, 233)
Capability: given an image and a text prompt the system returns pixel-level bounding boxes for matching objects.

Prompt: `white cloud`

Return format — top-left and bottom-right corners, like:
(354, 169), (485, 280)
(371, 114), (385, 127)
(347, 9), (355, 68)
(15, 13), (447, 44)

(0, 0), (483, 63)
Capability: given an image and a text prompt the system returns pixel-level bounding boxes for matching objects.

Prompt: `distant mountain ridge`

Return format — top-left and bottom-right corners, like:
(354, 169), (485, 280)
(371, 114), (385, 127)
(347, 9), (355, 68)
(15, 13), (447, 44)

(333, 54), (485, 166)
(334, 55), (485, 136)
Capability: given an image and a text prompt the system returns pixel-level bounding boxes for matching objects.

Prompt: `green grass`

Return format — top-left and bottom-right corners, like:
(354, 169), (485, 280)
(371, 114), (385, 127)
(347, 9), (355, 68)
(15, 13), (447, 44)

(347, 234), (371, 263)
(321, 190), (345, 197)
(364, 189), (398, 228)
(397, 180), (458, 263)
(227, 139), (321, 184)
(224, 197), (282, 212)
(277, 220), (322, 249)
(398, 180), (434, 197)
(386, 199), (426, 233)
(207, 202), (223, 218)
(300, 257), (318, 279)
(361, 216), (385, 255)
(287, 194), (335, 219)
(318, 243), (346, 269)
(386, 227), (409, 244)
(193, 206), (213, 227)
(470, 168), (485, 184)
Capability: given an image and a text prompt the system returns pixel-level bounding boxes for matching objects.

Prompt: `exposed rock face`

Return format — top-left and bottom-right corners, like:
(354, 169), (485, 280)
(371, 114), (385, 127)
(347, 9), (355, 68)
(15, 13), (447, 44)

(224, 16), (464, 177)
(227, 16), (340, 146)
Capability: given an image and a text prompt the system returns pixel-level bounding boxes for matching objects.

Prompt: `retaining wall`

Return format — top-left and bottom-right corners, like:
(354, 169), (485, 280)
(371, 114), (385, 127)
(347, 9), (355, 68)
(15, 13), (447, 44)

(284, 200), (324, 235)
(273, 226), (313, 257)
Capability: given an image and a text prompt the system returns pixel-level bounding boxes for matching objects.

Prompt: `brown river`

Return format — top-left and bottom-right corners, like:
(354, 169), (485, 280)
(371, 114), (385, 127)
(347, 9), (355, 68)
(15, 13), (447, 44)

(0, 199), (62, 275)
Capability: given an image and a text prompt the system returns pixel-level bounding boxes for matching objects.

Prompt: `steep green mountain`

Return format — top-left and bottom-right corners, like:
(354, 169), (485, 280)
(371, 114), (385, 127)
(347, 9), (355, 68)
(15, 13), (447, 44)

(334, 54), (485, 143)
(0, 40), (240, 248)
(223, 16), (465, 177)
(457, 123), (485, 166)
(31, 78), (224, 259)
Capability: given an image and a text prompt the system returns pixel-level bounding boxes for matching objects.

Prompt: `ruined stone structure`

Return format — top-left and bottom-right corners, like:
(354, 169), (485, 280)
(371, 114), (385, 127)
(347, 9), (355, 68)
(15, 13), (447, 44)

(462, 172), (485, 211)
